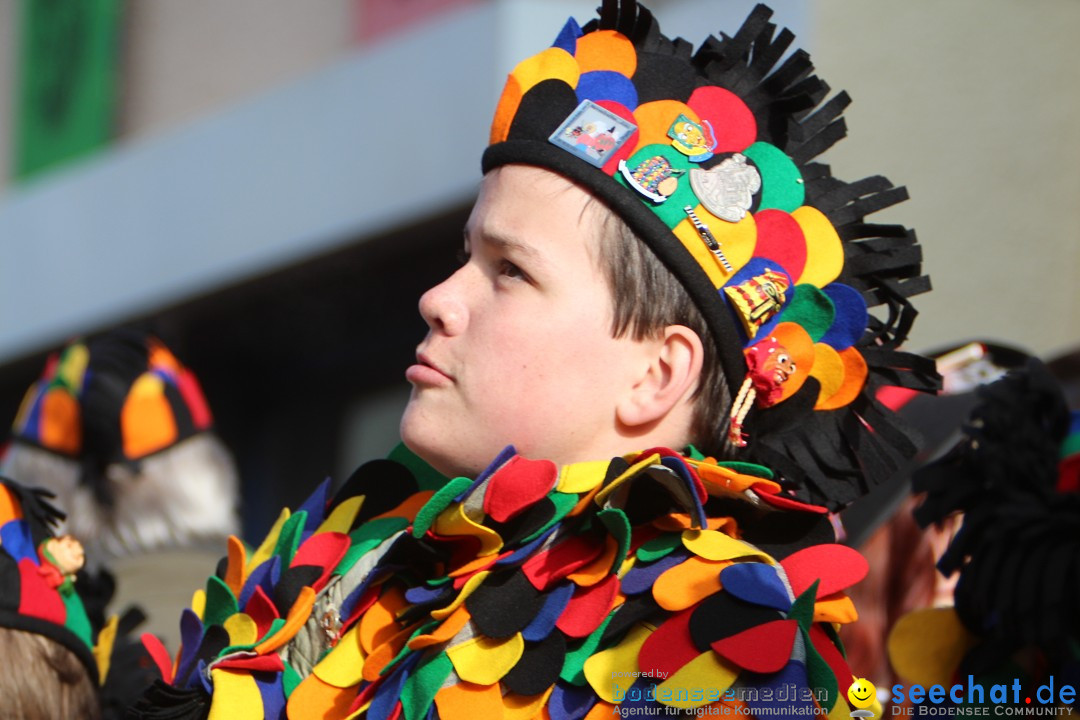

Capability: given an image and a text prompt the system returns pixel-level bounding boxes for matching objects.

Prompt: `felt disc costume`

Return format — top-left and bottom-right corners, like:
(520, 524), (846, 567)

(132, 2), (936, 718)
(134, 447), (868, 719)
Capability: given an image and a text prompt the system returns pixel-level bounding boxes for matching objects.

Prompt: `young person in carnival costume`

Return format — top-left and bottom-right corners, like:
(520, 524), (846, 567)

(133, 2), (936, 718)
(0, 478), (170, 719)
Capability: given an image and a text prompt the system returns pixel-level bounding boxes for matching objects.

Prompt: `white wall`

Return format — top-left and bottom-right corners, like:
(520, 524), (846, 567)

(811, 1), (1080, 357)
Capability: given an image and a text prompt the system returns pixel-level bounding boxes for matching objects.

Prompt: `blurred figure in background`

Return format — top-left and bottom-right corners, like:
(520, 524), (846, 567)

(1, 329), (239, 648)
(888, 357), (1080, 710)
(0, 477), (170, 719)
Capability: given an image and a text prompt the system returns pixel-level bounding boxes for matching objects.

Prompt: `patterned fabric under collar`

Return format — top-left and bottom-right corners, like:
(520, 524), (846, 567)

(132, 446), (869, 719)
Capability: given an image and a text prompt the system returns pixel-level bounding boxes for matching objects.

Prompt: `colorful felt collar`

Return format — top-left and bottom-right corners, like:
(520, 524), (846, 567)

(133, 445), (868, 719)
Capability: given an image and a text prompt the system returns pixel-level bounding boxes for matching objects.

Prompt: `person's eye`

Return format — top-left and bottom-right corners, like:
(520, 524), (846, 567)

(498, 259), (527, 281)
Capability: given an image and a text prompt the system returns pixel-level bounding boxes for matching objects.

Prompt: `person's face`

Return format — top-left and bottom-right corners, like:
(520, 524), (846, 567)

(400, 165), (653, 478)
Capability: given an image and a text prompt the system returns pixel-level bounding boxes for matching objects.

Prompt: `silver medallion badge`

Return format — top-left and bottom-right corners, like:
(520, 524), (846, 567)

(689, 153), (761, 222)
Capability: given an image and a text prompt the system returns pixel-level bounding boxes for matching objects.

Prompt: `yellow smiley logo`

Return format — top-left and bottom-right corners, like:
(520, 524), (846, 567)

(847, 677), (877, 710)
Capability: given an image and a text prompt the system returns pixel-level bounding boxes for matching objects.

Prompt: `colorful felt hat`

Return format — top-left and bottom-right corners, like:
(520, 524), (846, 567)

(0, 477), (172, 713)
(483, 0), (938, 509)
(10, 330), (213, 483)
(0, 477), (99, 679)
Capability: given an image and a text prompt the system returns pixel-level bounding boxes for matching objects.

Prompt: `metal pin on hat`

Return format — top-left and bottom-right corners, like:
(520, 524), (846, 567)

(684, 206), (732, 272)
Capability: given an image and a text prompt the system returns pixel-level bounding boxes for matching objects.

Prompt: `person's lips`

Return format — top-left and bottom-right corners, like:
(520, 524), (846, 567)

(406, 352), (454, 386)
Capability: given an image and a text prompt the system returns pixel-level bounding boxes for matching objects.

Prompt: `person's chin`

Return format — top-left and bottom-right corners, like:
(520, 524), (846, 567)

(400, 407), (457, 477)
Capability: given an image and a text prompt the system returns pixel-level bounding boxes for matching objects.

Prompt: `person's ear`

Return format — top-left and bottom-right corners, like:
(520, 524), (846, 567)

(616, 325), (704, 429)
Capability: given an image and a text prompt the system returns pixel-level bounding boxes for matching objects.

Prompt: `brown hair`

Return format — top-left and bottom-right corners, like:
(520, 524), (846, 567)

(0, 628), (101, 720)
(591, 203), (733, 457)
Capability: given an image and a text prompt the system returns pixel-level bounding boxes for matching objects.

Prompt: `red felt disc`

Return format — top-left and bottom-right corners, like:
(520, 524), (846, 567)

(752, 484), (829, 515)
(556, 575), (620, 638)
(142, 632), (175, 683)
(710, 619), (798, 673)
(598, 100), (641, 177)
(290, 531), (351, 592)
(809, 624), (855, 693)
(18, 558), (65, 624)
(752, 210), (807, 281)
(687, 85), (756, 153)
(521, 533), (605, 591)
(780, 544), (869, 598)
(245, 586), (281, 639)
(638, 605), (700, 679)
(483, 455), (559, 523)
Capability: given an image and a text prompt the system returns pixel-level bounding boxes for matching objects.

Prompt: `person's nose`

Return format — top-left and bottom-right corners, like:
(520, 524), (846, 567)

(418, 267), (469, 337)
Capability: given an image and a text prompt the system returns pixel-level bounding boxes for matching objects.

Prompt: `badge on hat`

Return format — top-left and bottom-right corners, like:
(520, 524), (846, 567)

(689, 153), (761, 222)
(724, 268), (790, 338)
(668, 114), (717, 162)
(549, 99), (637, 168)
(619, 156), (686, 203)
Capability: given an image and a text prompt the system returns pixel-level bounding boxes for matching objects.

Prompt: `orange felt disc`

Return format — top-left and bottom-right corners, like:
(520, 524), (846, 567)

(816, 346), (868, 411)
(765, 323), (815, 403)
(630, 100), (698, 152)
(574, 30), (637, 77)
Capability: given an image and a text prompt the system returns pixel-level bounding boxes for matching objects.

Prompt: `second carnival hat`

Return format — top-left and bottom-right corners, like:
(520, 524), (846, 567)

(483, 0), (938, 509)
(0, 477), (172, 713)
(10, 330), (214, 500)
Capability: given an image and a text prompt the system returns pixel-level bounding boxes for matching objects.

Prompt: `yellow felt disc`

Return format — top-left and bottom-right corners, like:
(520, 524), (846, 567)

(584, 623), (652, 702)
(557, 461), (610, 493)
(654, 651), (739, 709)
(681, 530), (773, 564)
(594, 453), (660, 506)
(810, 343), (846, 406)
(313, 624), (367, 688)
(433, 503), (503, 557)
(249, 507), (291, 570)
(223, 613), (258, 648)
(792, 205), (843, 287)
(191, 589), (206, 621)
(674, 206), (757, 288)
(93, 615), (119, 684)
(816, 347), (868, 411)
(574, 30), (637, 77)
(431, 570), (490, 620)
(207, 668), (264, 720)
(316, 495), (365, 535)
(510, 47), (580, 94)
(887, 607), (975, 688)
(446, 632), (525, 685)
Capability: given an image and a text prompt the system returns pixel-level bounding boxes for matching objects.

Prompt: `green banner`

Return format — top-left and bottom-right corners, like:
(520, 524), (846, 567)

(14, 0), (123, 180)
